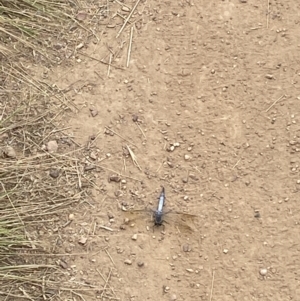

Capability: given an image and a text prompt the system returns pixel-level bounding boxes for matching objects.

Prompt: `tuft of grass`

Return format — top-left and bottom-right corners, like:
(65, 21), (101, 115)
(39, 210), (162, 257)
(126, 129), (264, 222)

(0, 1), (104, 299)
(0, 0), (76, 60)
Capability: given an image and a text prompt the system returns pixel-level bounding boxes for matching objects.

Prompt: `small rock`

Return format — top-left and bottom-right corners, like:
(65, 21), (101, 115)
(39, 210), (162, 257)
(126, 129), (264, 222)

(254, 210), (260, 218)
(131, 234), (138, 241)
(186, 268), (194, 273)
(184, 154), (190, 160)
(124, 259), (132, 265)
(3, 146), (17, 158)
(163, 286), (170, 293)
(76, 11), (87, 21)
(265, 74), (274, 80)
(132, 115), (139, 122)
(89, 151), (97, 160)
(182, 243), (191, 252)
(137, 261), (144, 267)
(84, 164), (96, 171)
(65, 246), (72, 253)
(78, 236), (87, 245)
(47, 140), (58, 153)
(49, 169), (60, 178)
(170, 294), (177, 301)
(90, 108), (98, 117)
(69, 213), (75, 221)
(239, 0), (247, 2)
(122, 6), (130, 12)
(58, 259), (68, 269)
(259, 268), (268, 276)
(182, 177), (188, 183)
(223, 249), (229, 254)
(167, 161), (174, 168)
(109, 175), (121, 182)
(183, 195), (189, 201)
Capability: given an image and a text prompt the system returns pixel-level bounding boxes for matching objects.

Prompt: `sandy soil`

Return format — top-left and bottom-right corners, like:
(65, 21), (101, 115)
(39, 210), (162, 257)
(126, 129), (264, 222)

(43, 0), (300, 300)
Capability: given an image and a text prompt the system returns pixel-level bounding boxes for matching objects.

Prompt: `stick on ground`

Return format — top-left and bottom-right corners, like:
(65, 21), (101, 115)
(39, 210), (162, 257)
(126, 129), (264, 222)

(127, 27), (134, 68)
(265, 94), (286, 112)
(116, 0), (142, 38)
(209, 270), (215, 301)
(126, 144), (142, 171)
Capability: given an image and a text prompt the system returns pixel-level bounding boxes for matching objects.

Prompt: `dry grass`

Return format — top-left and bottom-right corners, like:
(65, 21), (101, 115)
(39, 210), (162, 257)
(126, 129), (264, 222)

(0, 84), (95, 299)
(0, 0), (108, 299)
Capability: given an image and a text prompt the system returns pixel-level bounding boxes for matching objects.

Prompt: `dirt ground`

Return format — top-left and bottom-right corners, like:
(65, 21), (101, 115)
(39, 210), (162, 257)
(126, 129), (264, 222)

(40, 0), (300, 300)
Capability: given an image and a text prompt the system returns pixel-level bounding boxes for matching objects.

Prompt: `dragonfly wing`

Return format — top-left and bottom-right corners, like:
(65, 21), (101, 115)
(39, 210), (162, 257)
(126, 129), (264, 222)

(165, 212), (198, 233)
(122, 208), (154, 226)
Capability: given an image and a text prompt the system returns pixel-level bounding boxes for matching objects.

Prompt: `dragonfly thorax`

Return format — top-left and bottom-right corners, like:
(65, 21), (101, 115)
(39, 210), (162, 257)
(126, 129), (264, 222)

(153, 210), (164, 225)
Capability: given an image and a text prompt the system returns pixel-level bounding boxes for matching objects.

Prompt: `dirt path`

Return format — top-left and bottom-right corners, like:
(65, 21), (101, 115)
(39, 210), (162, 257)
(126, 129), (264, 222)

(46, 0), (300, 300)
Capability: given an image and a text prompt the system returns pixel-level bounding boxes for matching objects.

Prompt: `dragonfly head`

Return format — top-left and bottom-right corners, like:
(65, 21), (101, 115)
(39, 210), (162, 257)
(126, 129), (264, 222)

(153, 210), (164, 226)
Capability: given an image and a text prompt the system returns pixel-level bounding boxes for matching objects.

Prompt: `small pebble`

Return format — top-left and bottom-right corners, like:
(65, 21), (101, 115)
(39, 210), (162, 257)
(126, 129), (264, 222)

(109, 175), (121, 182)
(260, 268), (268, 276)
(49, 169), (60, 178)
(78, 236), (87, 245)
(223, 249), (229, 254)
(186, 268), (194, 273)
(131, 234), (138, 241)
(90, 108), (98, 117)
(265, 74), (274, 79)
(47, 140), (58, 153)
(58, 259), (68, 269)
(89, 151), (97, 160)
(137, 261), (144, 267)
(122, 6), (130, 12)
(182, 177), (188, 183)
(182, 243), (191, 252)
(183, 195), (189, 201)
(69, 213), (75, 221)
(170, 294), (177, 301)
(124, 259), (132, 265)
(184, 154), (190, 160)
(164, 286), (170, 293)
(3, 146), (17, 158)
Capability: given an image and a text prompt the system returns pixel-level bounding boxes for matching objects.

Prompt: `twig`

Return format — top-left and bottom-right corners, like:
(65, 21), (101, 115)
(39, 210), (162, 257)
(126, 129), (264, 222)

(116, 0), (142, 38)
(75, 160), (82, 189)
(104, 126), (137, 147)
(127, 27), (134, 68)
(99, 225), (114, 232)
(126, 144), (142, 171)
(232, 158), (241, 169)
(101, 268), (112, 298)
(78, 52), (125, 70)
(42, 276), (46, 300)
(136, 122), (146, 139)
(267, 0), (270, 29)
(209, 270), (215, 301)
(71, 290), (87, 301)
(265, 94), (285, 112)
(107, 53), (112, 77)
(105, 248), (116, 267)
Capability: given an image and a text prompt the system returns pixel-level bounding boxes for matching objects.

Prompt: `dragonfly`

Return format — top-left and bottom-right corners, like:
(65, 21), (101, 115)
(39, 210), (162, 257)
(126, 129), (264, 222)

(122, 187), (197, 233)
